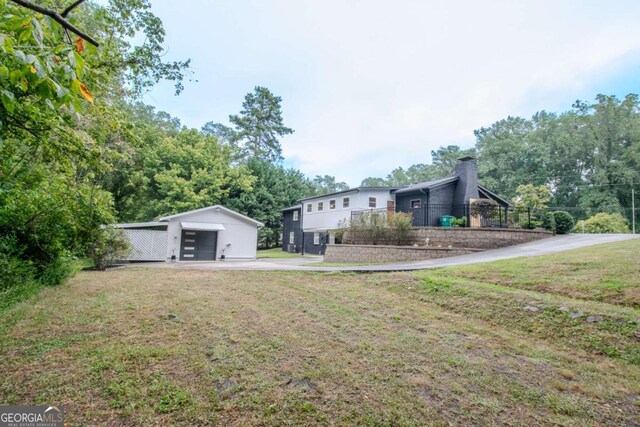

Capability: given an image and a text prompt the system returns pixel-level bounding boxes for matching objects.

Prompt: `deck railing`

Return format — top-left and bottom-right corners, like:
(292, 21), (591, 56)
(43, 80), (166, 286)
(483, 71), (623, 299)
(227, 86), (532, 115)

(351, 204), (522, 228)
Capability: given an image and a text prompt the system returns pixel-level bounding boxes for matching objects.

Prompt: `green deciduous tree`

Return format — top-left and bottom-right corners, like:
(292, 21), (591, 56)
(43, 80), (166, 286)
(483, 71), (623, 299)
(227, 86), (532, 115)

(1, 0), (189, 290)
(139, 129), (254, 219)
(514, 184), (551, 210)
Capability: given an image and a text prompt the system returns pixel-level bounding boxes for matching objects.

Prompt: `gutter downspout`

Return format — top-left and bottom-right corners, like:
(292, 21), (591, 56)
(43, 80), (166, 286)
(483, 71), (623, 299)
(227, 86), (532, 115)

(300, 202), (304, 255)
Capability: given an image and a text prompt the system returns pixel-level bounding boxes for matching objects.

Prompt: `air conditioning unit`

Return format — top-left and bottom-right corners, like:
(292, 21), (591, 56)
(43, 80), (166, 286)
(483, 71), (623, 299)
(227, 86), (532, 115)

(287, 244), (295, 253)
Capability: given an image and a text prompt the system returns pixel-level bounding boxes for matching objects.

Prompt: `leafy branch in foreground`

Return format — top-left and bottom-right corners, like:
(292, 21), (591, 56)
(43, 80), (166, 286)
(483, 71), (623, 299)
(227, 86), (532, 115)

(9, 0), (99, 46)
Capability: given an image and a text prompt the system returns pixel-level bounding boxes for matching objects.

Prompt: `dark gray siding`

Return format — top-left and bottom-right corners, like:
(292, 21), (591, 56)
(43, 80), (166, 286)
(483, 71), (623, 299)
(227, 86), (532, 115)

(396, 192), (428, 212)
(452, 159), (480, 205)
(395, 182), (457, 226)
(282, 208), (302, 253)
(302, 231), (328, 255)
(396, 192), (429, 226)
(430, 183), (455, 205)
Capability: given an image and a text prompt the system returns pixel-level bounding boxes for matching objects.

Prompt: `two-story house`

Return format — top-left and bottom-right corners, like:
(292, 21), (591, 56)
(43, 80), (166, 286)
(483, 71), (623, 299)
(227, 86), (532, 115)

(282, 187), (397, 255)
(282, 157), (510, 255)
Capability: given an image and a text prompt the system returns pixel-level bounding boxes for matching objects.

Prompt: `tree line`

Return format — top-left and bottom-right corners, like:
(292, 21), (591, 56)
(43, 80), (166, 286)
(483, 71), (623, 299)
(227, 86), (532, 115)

(362, 95), (640, 222)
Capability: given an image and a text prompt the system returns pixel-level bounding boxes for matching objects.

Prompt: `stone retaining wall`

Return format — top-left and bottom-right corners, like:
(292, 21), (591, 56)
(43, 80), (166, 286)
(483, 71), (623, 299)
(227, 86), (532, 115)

(406, 227), (553, 249)
(323, 244), (481, 263)
(345, 227), (552, 249)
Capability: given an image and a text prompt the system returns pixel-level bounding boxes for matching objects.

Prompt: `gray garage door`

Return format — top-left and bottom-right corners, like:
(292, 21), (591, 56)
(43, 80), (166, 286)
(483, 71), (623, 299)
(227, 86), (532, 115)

(180, 230), (218, 261)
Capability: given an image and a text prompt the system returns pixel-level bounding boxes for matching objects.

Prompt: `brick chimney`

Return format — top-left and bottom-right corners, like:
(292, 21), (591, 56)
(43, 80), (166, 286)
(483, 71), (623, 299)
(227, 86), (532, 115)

(452, 156), (479, 205)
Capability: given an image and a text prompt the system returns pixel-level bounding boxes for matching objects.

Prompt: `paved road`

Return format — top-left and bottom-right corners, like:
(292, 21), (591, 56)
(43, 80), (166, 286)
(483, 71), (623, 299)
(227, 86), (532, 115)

(135, 234), (639, 273)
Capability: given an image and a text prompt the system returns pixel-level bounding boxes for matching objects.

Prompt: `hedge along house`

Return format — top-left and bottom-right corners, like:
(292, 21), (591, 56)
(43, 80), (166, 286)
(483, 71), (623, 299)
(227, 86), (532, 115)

(115, 205), (263, 261)
(282, 157), (512, 255)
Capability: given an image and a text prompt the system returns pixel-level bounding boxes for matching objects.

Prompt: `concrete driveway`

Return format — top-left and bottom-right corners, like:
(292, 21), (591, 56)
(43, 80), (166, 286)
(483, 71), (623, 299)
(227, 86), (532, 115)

(135, 234), (639, 272)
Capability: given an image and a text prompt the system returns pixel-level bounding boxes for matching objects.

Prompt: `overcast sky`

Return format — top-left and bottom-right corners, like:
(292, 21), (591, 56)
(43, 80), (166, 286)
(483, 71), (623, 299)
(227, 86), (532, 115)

(142, 0), (640, 186)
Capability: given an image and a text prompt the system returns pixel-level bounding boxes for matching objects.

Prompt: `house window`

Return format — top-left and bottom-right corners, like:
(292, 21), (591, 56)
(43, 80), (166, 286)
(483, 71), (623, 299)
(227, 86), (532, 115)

(293, 211), (299, 221)
(289, 232), (295, 244)
(306, 203), (312, 213)
(318, 201), (324, 211)
(369, 197), (377, 208)
(329, 199), (336, 209)
(411, 199), (421, 209)
(313, 232), (320, 245)
(343, 197), (350, 208)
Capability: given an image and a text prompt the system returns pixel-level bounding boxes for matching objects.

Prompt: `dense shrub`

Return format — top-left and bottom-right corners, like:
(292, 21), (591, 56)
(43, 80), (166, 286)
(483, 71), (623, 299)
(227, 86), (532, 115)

(521, 219), (542, 230)
(576, 213), (630, 234)
(344, 211), (414, 245)
(452, 217), (467, 227)
(541, 211), (556, 233)
(90, 227), (132, 270)
(387, 212), (413, 245)
(0, 235), (36, 291)
(552, 211), (575, 234)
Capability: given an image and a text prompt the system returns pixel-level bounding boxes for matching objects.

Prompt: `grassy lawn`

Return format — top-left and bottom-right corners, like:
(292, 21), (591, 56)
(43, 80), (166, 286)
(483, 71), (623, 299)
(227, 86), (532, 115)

(0, 241), (639, 425)
(256, 247), (303, 259)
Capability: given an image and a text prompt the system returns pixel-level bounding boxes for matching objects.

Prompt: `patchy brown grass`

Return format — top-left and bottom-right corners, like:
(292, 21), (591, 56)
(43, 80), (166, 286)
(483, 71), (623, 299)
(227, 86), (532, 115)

(0, 240), (639, 425)
(448, 239), (640, 308)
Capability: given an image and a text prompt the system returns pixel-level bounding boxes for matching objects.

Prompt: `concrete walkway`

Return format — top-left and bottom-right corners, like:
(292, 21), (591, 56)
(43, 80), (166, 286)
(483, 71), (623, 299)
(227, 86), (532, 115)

(134, 234), (639, 273)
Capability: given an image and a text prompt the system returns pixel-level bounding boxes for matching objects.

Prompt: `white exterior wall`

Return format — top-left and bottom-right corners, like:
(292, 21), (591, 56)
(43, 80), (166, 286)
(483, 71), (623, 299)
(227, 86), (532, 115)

(302, 189), (395, 231)
(165, 209), (259, 260)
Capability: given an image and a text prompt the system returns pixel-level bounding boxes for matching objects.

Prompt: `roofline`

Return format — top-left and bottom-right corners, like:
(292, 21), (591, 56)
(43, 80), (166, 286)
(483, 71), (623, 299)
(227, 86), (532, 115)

(281, 205), (302, 212)
(478, 184), (514, 207)
(299, 186), (396, 202)
(157, 205), (264, 227)
(392, 176), (458, 195)
(112, 221), (167, 228)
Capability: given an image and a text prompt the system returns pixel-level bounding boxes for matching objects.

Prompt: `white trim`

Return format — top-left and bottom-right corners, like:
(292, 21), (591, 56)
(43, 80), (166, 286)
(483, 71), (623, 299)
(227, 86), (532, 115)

(158, 205), (263, 227)
(180, 222), (225, 231)
(113, 221), (167, 229)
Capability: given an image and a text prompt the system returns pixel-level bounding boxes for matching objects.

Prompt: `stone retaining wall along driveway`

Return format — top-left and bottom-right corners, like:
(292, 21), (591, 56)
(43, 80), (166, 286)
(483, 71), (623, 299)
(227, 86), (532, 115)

(331, 228), (553, 263)
(405, 227), (552, 249)
(323, 244), (482, 263)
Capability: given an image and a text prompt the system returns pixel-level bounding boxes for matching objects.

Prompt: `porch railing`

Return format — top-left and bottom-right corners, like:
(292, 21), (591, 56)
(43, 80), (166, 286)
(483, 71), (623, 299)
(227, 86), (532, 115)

(351, 204), (524, 228)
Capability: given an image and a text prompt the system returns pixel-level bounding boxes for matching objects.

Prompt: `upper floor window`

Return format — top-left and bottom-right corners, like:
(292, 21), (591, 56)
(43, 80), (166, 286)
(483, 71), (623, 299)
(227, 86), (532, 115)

(410, 199), (421, 209)
(306, 203), (312, 213)
(329, 199), (336, 209)
(368, 197), (377, 208)
(343, 197), (350, 208)
(293, 211), (299, 221)
(318, 201), (324, 211)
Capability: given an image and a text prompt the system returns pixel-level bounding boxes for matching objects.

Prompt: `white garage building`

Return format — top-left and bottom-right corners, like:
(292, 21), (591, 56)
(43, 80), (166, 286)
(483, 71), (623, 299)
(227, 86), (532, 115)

(114, 205), (263, 261)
